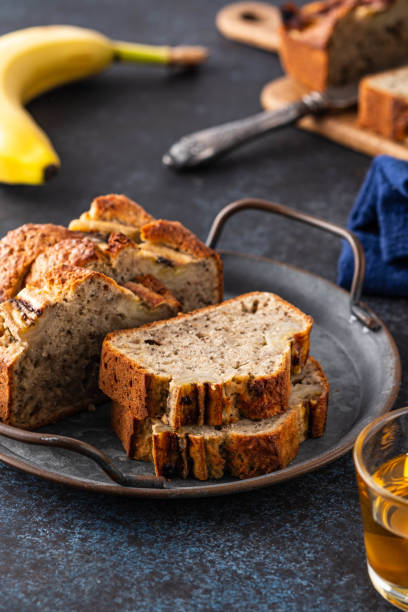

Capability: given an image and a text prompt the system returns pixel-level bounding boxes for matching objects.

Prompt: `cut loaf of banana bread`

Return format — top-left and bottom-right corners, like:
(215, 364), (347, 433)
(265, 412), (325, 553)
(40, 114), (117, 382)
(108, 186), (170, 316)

(0, 266), (180, 429)
(0, 194), (223, 313)
(279, 0), (408, 91)
(100, 292), (313, 428)
(358, 66), (408, 142)
(111, 357), (329, 480)
(68, 194), (223, 312)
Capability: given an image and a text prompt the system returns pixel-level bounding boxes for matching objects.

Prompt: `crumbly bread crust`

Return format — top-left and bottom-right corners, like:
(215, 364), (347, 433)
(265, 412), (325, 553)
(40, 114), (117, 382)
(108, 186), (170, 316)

(0, 223), (74, 302)
(0, 265), (181, 429)
(99, 292), (313, 427)
(0, 195), (223, 312)
(358, 66), (408, 141)
(141, 220), (215, 258)
(123, 275), (181, 312)
(68, 194), (154, 239)
(111, 356), (329, 480)
(279, 0), (408, 91)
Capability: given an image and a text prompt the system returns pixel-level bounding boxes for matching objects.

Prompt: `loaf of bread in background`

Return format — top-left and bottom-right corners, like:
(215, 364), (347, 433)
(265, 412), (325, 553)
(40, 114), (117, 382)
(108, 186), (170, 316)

(279, 0), (408, 92)
(358, 66), (408, 142)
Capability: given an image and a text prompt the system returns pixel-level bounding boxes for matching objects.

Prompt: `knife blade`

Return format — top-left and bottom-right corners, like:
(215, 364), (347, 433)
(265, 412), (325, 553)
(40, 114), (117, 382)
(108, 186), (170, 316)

(162, 81), (358, 169)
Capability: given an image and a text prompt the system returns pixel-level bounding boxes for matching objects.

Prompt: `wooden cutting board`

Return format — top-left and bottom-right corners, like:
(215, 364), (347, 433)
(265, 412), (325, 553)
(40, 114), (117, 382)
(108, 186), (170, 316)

(216, 2), (408, 161)
(216, 2), (281, 51)
(261, 76), (408, 160)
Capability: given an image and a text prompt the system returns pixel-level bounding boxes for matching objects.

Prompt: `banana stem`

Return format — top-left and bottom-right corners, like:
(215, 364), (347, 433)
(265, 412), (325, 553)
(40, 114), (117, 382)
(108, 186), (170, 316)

(112, 41), (208, 67)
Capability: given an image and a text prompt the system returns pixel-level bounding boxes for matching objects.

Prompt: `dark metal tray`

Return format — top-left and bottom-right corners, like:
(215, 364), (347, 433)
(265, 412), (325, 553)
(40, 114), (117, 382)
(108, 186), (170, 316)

(0, 199), (401, 498)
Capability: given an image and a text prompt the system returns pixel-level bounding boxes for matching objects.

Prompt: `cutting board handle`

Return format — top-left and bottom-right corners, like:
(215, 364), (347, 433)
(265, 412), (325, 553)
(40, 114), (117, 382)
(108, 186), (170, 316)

(207, 198), (381, 331)
(216, 2), (281, 52)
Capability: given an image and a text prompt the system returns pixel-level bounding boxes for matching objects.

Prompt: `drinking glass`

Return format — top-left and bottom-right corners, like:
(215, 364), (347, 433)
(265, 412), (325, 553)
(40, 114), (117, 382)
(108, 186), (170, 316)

(354, 406), (408, 610)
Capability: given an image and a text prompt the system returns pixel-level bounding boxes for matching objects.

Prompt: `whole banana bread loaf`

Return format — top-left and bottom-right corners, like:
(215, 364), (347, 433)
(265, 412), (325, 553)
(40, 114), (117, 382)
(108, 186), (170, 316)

(110, 357), (329, 480)
(99, 291), (313, 427)
(279, 0), (408, 91)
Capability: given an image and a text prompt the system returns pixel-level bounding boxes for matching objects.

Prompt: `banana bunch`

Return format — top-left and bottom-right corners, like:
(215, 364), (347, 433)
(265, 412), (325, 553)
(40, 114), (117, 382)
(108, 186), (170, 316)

(0, 25), (207, 185)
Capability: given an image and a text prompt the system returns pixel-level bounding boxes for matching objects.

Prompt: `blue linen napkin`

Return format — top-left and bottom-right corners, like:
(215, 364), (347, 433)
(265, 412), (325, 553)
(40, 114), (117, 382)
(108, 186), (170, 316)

(337, 155), (408, 297)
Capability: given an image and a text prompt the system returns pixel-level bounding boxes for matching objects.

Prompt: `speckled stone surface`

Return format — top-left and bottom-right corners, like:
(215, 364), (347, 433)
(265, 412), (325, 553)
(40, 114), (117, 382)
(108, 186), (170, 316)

(0, 1), (405, 610)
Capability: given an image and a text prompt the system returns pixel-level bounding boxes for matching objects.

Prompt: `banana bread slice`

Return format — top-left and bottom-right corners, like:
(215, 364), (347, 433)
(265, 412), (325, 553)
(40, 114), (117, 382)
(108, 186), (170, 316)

(358, 66), (408, 141)
(0, 265), (180, 429)
(111, 356), (329, 480)
(279, 0), (408, 91)
(100, 292), (313, 427)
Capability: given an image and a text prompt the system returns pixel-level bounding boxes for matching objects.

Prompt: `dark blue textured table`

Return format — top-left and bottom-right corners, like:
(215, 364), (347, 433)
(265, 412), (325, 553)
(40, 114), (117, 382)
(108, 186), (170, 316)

(0, 1), (406, 610)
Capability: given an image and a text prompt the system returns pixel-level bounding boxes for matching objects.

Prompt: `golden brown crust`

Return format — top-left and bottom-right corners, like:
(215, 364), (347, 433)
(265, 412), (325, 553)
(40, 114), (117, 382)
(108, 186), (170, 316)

(87, 194), (154, 228)
(124, 279), (180, 312)
(187, 435), (208, 480)
(100, 346), (157, 420)
(0, 223), (74, 301)
(68, 195), (154, 238)
(306, 356), (330, 437)
(151, 409), (300, 480)
(141, 219), (214, 258)
(238, 351), (291, 420)
(43, 264), (108, 294)
(279, 25), (328, 91)
(105, 232), (137, 255)
(111, 356), (329, 480)
(126, 275), (181, 313)
(152, 429), (189, 478)
(111, 399), (135, 455)
(358, 74), (408, 141)
(279, 0), (405, 91)
(111, 401), (153, 461)
(0, 357), (14, 423)
(25, 237), (108, 287)
(225, 409), (299, 479)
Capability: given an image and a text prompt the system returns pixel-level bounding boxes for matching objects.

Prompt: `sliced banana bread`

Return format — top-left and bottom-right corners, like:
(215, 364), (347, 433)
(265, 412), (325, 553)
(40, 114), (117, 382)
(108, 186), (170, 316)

(0, 265), (180, 429)
(279, 0), (408, 91)
(0, 194), (223, 312)
(358, 66), (408, 142)
(68, 194), (223, 311)
(111, 357), (329, 480)
(100, 292), (313, 427)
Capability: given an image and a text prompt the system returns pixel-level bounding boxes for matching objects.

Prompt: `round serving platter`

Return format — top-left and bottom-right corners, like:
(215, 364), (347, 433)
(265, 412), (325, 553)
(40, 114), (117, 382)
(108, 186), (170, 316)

(0, 248), (400, 498)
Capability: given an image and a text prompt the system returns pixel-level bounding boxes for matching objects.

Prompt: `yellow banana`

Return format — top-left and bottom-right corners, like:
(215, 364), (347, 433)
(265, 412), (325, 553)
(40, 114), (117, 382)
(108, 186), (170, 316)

(0, 25), (207, 185)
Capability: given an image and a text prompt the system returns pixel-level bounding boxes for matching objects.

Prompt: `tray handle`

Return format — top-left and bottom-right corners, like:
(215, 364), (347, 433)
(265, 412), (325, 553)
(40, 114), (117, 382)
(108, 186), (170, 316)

(0, 421), (166, 489)
(206, 198), (380, 331)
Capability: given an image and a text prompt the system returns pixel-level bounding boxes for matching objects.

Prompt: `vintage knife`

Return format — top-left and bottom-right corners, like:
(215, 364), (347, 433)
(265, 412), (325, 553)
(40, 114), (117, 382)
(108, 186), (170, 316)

(162, 82), (358, 169)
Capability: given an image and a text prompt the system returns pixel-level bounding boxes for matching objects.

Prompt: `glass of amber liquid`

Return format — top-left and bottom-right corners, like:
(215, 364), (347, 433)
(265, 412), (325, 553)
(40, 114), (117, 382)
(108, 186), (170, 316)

(354, 406), (408, 610)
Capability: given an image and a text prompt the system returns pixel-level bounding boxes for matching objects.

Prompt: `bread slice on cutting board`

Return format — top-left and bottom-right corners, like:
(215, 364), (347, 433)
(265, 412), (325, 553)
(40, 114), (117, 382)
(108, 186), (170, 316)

(358, 65), (408, 142)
